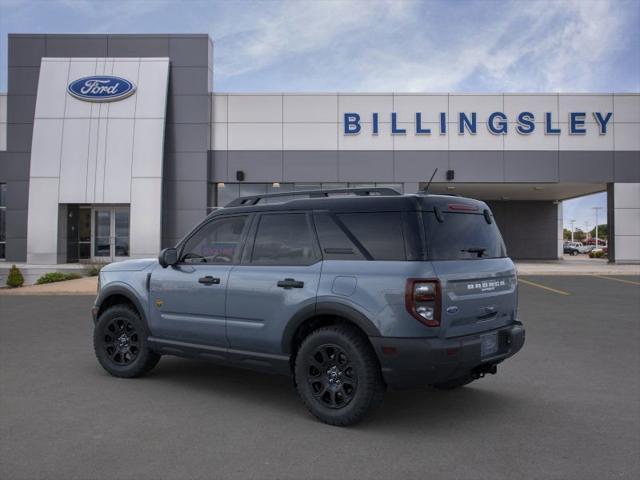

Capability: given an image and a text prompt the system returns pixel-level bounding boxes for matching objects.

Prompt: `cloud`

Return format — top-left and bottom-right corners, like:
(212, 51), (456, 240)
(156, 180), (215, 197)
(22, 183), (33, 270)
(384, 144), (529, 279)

(213, 0), (638, 92)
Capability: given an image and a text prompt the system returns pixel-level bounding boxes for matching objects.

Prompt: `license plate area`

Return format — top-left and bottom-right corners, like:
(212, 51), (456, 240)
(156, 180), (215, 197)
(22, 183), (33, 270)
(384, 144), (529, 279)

(481, 332), (499, 358)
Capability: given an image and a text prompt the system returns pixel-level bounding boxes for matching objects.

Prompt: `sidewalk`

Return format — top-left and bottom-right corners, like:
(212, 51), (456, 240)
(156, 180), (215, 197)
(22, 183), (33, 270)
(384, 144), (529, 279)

(516, 257), (640, 276)
(0, 276), (98, 295)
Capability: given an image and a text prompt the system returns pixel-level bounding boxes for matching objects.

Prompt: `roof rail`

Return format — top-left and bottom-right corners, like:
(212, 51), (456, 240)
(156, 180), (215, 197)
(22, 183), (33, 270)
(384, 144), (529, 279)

(225, 187), (401, 207)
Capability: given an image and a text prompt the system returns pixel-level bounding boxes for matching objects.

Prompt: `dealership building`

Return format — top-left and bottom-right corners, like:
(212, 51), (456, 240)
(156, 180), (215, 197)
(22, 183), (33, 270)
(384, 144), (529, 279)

(0, 33), (638, 267)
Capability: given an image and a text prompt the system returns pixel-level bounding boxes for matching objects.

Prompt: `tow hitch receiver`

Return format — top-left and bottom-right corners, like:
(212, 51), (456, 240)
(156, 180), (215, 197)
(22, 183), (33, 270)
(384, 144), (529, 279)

(472, 363), (498, 379)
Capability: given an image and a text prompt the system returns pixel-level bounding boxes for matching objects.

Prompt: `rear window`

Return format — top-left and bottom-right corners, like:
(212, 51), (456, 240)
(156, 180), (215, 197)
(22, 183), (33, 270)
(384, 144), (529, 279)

(424, 212), (506, 260)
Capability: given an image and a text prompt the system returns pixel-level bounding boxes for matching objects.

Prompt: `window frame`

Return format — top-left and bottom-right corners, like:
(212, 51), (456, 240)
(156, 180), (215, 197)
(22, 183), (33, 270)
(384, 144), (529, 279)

(242, 211), (322, 267)
(177, 213), (252, 266)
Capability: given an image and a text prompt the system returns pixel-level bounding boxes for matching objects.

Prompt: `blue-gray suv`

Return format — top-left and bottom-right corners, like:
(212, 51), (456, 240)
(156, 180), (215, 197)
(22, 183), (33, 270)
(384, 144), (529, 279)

(92, 188), (525, 426)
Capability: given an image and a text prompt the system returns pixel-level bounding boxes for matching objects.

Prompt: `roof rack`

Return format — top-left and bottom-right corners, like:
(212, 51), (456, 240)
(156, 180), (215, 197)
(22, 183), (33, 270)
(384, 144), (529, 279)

(225, 187), (401, 207)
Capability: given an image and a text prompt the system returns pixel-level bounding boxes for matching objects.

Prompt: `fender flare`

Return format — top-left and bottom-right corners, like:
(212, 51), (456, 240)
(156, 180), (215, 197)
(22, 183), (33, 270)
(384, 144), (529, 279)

(95, 283), (149, 327)
(281, 301), (381, 354)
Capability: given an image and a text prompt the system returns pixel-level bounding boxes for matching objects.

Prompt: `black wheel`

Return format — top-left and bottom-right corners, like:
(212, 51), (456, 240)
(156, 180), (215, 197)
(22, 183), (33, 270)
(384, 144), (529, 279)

(93, 304), (160, 378)
(294, 325), (385, 426)
(432, 375), (475, 390)
(572, 250), (579, 256)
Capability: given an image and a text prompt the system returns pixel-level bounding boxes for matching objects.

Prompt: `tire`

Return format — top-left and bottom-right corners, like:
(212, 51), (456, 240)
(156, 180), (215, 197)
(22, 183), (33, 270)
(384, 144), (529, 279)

(93, 304), (160, 378)
(572, 250), (579, 256)
(294, 325), (385, 426)
(432, 375), (475, 390)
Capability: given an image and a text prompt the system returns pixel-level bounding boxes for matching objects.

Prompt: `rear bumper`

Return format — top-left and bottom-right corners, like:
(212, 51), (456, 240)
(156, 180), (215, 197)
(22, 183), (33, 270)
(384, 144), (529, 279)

(370, 322), (525, 389)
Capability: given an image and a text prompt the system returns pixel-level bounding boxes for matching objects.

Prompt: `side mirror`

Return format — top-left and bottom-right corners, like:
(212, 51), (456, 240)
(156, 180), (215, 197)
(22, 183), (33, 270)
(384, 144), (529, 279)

(158, 247), (178, 268)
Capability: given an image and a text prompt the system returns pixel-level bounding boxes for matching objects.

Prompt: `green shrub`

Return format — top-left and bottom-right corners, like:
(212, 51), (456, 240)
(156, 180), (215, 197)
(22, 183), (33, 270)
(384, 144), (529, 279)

(589, 250), (606, 259)
(6, 264), (25, 288)
(85, 264), (105, 277)
(36, 272), (82, 285)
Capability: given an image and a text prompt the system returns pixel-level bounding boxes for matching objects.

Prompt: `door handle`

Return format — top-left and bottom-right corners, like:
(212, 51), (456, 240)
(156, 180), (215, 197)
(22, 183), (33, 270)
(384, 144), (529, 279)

(198, 276), (221, 285)
(277, 278), (304, 289)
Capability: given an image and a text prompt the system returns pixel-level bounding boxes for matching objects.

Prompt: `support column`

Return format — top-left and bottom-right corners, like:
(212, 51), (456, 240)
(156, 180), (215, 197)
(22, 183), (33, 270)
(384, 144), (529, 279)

(557, 201), (564, 259)
(608, 183), (640, 263)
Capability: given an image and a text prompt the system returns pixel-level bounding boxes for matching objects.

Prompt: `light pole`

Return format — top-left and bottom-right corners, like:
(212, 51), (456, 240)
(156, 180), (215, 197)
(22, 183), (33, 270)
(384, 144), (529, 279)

(570, 219), (576, 242)
(592, 206), (603, 247)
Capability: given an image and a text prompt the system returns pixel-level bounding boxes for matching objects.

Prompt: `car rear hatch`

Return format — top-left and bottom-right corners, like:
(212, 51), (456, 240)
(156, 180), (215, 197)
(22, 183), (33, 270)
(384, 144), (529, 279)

(422, 201), (517, 338)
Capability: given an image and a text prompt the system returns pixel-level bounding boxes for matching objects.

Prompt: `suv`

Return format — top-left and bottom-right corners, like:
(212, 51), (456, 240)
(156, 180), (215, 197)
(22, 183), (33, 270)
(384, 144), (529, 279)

(92, 188), (525, 426)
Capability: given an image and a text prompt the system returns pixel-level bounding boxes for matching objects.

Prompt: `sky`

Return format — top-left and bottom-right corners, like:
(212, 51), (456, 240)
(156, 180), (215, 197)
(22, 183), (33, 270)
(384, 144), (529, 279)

(0, 0), (638, 227)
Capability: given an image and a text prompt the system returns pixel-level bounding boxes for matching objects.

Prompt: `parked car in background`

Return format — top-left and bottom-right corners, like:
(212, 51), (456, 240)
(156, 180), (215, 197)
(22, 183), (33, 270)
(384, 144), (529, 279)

(564, 242), (582, 255)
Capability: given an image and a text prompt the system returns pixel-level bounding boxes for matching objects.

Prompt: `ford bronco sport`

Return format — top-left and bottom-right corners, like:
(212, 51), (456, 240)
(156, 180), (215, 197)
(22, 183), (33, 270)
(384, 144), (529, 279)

(92, 188), (525, 426)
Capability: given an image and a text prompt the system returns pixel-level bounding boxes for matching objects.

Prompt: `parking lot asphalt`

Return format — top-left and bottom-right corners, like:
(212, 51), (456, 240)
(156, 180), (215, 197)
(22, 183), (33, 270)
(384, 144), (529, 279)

(1, 275), (639, 480)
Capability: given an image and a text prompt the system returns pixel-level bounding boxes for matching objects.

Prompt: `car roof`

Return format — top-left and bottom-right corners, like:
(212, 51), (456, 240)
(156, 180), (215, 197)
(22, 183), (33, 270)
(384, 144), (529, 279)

(208, 193), (490, 217)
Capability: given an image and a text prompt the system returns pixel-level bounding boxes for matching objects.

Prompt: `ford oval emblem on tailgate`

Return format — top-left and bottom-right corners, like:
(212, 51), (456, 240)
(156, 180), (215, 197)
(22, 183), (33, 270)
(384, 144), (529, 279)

(446, 306), (459, 315)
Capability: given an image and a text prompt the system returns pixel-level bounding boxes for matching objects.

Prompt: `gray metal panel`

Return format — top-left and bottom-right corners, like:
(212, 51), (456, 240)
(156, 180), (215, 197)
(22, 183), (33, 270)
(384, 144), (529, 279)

(8, 35), (45, 67)
(169, 67), (210, 95)
(338, 151), (393, 181)
(5, 237), (26, 262)
(208, 151), (228, 182)
(283, 151), (339, 182)
(504, 151), (559, 182)
(559, 151), (614, 182)
(7, 67), (40, 95)
(6, 209), (28, 239)
(162, 208), (207, 240)
(614, 151), (640, 182)
(164, 153), (209, 181)
(6, 95), (36, 124)
(0, 152), (30, 181)
(450, 151), (504, 182)
(5, 180), (29, 209)
(228, 151), (284, 182)
(169, 37), (211, 67)
(6, 124), (33, 153)
(165, 124), (209, 153)
(107, 35), (170, 57)
(163, 180), (207, 211)
(167, 95), (210, 124)
(0, 153), (30, 181)
(394, 151), (448, 182)
(45, 35), (108, 57)
(488, 201), (558, 259)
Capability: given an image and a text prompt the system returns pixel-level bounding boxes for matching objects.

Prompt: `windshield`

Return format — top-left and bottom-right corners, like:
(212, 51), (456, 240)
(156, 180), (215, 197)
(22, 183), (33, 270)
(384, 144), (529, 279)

(423, 211), (507, 260)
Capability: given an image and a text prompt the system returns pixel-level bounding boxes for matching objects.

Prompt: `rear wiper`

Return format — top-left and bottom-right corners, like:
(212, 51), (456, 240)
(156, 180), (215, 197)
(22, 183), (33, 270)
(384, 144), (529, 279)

(461, 247), (487, 258)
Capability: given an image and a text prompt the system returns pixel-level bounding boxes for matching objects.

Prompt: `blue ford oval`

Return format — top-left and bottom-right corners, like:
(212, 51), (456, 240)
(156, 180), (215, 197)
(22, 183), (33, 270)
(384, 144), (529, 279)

(67, 76), (136, 102)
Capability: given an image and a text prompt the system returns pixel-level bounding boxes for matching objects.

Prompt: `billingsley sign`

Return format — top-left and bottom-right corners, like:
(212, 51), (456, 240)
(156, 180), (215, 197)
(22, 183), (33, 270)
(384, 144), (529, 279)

(343, 111), (613, 135)
(67, 76), (136, 102)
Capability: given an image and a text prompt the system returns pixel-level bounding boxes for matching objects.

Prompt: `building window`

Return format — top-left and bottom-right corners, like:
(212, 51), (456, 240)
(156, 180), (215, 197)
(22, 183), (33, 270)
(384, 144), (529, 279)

(0, 183), (6, 259)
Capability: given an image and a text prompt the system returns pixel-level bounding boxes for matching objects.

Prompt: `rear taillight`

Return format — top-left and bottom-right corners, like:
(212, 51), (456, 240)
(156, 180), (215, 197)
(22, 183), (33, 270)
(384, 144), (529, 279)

(405, 279), (441, 327)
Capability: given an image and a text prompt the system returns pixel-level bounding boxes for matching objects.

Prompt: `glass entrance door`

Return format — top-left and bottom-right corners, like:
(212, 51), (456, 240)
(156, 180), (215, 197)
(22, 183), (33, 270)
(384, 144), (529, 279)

(92, 206), (130, 262)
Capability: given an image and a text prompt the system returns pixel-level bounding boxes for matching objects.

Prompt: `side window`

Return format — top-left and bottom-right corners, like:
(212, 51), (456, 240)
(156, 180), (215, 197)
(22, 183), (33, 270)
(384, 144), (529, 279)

(251, 213), (318, 265)
(181, 216), (247, 264)
(336, 212), (406, 261)
(313, 212), (365, 260)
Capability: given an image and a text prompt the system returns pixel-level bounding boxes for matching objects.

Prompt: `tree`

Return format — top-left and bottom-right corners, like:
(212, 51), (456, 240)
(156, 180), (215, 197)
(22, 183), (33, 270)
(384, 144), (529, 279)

(573, 228), (586, 242)
(6, 264), (24, 288)
(589, 224), (607, 239)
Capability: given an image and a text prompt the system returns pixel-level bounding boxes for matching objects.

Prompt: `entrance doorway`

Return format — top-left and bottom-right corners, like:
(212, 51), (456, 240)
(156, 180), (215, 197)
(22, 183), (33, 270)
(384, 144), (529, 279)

(92, 206), (130, 262)
(66, 205), (130, 263)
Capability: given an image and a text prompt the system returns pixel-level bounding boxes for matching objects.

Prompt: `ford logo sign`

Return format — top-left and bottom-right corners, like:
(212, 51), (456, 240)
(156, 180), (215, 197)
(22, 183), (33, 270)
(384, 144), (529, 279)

(67, 76), (136, 102)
